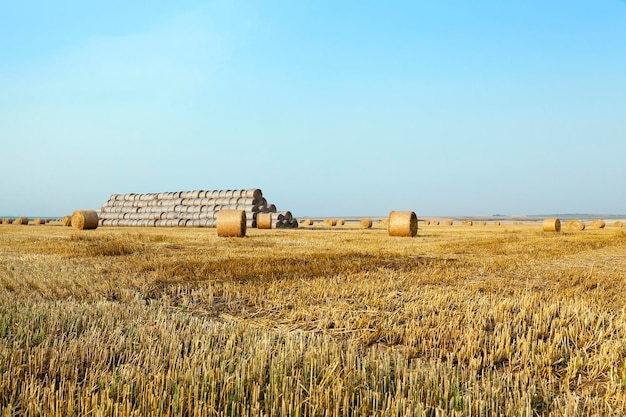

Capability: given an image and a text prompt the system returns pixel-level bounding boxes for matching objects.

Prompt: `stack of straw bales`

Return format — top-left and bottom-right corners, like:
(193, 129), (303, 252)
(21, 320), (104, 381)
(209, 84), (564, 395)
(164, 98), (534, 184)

(96, 189), (297, 229)
(272, 211), (299, 229)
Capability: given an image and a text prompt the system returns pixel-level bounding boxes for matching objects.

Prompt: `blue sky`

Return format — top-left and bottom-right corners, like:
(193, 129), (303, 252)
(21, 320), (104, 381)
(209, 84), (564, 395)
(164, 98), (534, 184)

(1, 1), (624, 217)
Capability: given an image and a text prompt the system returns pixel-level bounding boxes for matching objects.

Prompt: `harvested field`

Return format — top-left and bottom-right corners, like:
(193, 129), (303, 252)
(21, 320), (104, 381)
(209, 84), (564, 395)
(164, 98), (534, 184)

(1, 224), (625, 416)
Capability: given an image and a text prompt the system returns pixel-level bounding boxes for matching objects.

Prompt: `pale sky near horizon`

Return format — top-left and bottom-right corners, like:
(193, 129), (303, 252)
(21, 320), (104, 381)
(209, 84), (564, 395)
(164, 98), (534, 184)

(1, 1), (624, 217)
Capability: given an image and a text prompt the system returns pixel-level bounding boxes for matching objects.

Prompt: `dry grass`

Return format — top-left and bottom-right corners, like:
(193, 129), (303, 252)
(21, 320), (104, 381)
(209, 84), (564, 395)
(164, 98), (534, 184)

(1, 224), (626, 416)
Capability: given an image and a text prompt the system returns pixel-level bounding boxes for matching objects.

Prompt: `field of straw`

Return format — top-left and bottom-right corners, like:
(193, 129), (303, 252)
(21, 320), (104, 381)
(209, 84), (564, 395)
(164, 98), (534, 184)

(1, 222), (626, 416)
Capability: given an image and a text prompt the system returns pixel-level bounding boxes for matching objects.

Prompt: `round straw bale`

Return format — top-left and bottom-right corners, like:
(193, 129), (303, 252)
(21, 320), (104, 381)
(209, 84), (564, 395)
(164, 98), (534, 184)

(303, 218), (313, 226)
(14, 217), (29, 225)
(71, 210), (99, 230)
(360, 218), (372, 229)
(217, 209), (246, 237)
(2, 218), (12, 225)
(570, 220), (585, 231)
(614, 221), (623, 228)
(388, 211), (418, 237)
(542, 218), (561, 233)
(35, 218), (46, 225)
(323, 219), (336, 227)
(257, 213), (272, 229)
(432, 220), (440, 226)
(445, 219), (453, 226)
(591, 219), (606, 229)
(494, 221), (501, 226)
(423, 219), (430, 225)
(244, 189), (263, 200)
(336, 219), (345, 226)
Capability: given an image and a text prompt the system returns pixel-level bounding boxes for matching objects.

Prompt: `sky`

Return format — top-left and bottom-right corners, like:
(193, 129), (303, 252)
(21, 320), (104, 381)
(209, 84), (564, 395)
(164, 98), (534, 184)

(1, 0), (625, 217)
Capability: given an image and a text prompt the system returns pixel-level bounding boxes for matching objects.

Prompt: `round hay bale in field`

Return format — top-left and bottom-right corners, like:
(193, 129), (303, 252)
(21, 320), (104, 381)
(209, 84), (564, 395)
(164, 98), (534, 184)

(71, 210), (99, 230)
(569, 220), (585, 231)
(480, 221), (487, 226)
(432, 220), (440, 226)
(304, 218), (313, 226)
(360, 218), (372, 229)
(463, 220), (473, 226)
(336, 219), (345, 226)
(423, 219), (430, 225)
(614, 221), (623, 228)
(2, 218), (13, 225)
(217, 209), (246, 237)
(542, 218), (561, 233)
(323, 219), (337, 227)
(256, 213), (272, 229)
(445, 219), (453, 226)
(494, 221), (501, 226)
(35, 218), (46, 225)
(14, 217), (29, 225)
(592, 219), (606, 229)
(388, 211), (418, 237)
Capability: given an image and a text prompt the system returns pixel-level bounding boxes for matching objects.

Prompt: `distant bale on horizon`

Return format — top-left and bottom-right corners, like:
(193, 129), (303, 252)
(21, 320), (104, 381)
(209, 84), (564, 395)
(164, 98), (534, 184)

(35, 218), (46, 225)
(14, 217), (29, 225)
(565, 220), (585, 231)
(542, 218), (561, 233)
(63, 216), (72, 227)
(360, 218), (372, 229)
(592, 219), (606, 229)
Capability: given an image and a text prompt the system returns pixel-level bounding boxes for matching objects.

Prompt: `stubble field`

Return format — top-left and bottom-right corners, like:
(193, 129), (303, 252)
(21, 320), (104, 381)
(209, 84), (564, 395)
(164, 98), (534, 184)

(1, 221), (625, 416)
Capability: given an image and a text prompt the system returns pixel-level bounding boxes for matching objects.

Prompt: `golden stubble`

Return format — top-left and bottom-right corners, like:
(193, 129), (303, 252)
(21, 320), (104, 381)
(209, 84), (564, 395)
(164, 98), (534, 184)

(1, 224), (625, 416)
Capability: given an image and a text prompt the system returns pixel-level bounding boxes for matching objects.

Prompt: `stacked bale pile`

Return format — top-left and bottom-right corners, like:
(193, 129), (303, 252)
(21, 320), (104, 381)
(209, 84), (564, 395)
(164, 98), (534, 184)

(271, 211), (299, 229)
(97, 189), (298, 229)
